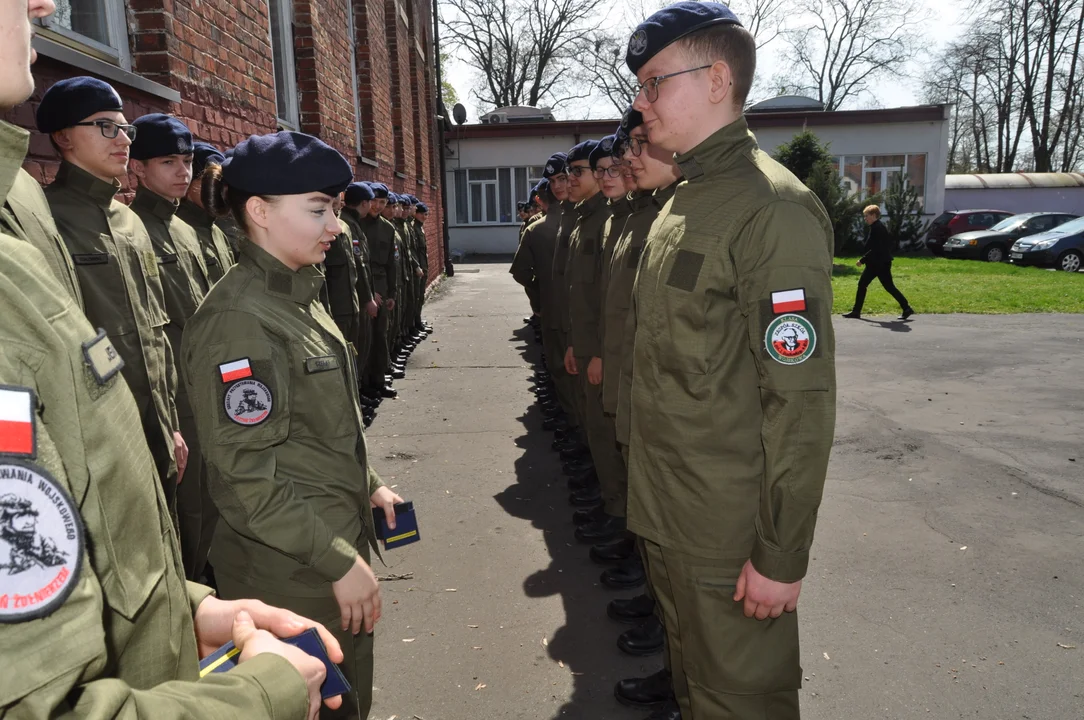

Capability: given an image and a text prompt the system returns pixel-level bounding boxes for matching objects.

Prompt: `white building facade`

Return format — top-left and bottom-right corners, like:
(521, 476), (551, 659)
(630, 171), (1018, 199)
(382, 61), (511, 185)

(444, 104), (951, 255)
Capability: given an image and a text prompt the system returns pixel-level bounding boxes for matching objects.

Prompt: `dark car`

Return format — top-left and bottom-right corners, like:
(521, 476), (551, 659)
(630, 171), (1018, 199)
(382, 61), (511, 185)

(1009, 216), (1084, 271)
(941, 212), (1079, 262)
(926, 209), (1014, 255)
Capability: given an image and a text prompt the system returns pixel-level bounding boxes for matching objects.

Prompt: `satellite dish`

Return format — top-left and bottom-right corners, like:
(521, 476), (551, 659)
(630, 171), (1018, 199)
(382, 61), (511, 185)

(452, 103), (467, 125)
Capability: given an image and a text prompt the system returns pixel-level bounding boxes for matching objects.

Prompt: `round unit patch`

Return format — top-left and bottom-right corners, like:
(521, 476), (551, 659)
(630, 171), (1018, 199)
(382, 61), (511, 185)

(0, 461), (83, 623)
(628, 29), (649, 56)
(224, 378), (273, 426)
(765, 314), (816, 365)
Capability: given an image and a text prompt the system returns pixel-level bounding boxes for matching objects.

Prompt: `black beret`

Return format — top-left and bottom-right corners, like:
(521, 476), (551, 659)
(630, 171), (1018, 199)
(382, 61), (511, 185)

(405, 194), (418, 204)
(36, 76), (123, 134)
(626, 1), (743, 74)
(542, 152), (568, 178)
(620, 106), (644, 133)
(567, 140), (599, 165)
(192, 142), (226, 177)
(221, 131), (352, 196)
(130, 114), (193, 161)
(369, 182), (389, 198)
(344, 182), (375, 205)
(416, 203), (429, 213)
(589, 135), (618, 170)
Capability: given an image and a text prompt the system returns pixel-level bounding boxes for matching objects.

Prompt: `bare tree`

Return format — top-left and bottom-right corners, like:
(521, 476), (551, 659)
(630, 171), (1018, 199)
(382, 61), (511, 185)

(440, 0), (606, 111)
(781, 0), (930, 110)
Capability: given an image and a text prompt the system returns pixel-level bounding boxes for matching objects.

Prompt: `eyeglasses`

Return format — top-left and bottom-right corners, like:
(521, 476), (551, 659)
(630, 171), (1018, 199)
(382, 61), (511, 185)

(568, 165), (591, 178)
(593, 165), (625, 179)
(628, 137), (648, 157)
(72, 119), (137, 141)
(633, 65), (712, 103)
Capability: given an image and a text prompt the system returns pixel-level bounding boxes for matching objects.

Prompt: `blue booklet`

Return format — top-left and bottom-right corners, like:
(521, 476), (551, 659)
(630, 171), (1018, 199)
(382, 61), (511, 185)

(372, 501), (420, 550)
(199, 626), (351, 699)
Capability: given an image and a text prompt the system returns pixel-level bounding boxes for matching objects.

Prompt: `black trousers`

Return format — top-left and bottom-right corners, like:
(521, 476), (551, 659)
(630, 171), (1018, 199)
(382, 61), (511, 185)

(853, 261), (910, 313)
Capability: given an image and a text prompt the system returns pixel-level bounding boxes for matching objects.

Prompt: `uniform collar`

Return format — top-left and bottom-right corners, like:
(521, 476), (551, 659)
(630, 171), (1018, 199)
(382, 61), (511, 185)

(652, 178), (680, 207)
(239, 239), (325, 305)
(55, 161), (122, 208)
(342, 207), (363, 223)
(132, 186), (180, 220)
(630, 189), (656, 212)
(575, 191), (606, 218)
(0, 120), (30, 211)
(176, 198), (215, 228)
(674, 116), (757, 182)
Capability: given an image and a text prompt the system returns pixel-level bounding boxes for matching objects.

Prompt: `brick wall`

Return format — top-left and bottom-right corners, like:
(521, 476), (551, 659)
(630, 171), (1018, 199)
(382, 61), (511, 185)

(2, 0), (445, 279)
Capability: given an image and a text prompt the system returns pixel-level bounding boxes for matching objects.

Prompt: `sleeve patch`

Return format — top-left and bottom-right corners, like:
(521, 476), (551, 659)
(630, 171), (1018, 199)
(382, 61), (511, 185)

(218, 358), (253, 383)
(771, 288), (807, 314)
(223, 379), (273, 426)
(0, 460), (84, 622)
(765, 314), (817, 365)
(82, 329), (125, 386)
(0, 386), (36, 458)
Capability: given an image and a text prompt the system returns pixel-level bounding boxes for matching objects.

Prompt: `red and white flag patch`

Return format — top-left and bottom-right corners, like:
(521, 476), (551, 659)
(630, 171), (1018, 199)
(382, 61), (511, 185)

(771, 288), (807, 314)
(0, 387), (35, 457)
(219, 358), (253, 383)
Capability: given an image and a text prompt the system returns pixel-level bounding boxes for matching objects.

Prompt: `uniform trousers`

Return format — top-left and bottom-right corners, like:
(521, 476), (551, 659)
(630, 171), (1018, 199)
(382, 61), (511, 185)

(577, 372), (627, 517)
(217, 570), (375, 720)
(366, 305), (391, 390)
(642, 540), (801, 719)
(542, 327), (580, 429)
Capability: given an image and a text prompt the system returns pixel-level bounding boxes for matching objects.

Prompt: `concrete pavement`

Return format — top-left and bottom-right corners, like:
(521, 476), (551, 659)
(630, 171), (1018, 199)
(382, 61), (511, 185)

(367, 261), (1083, 720)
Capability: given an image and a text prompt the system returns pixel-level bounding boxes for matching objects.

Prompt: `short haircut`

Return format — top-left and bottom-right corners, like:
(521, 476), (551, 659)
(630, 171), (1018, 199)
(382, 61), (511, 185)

(863, 205), (882, 218)
(676, 24), (756, 108)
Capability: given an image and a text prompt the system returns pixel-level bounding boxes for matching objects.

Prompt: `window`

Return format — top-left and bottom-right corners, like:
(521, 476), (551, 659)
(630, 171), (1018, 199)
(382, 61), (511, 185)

(453, 166), (544, 225)
(836, 154), (928, 208)
(346, 0), (363, 152)
(268, 0), (299, 129)
(36, 0), (129, 68)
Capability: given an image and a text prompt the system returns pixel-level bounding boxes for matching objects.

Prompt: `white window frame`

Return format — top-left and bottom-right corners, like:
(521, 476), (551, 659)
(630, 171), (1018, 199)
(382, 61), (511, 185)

(836, 153), (927, 208)
(268, 0), (299, 130)
(34, 0), (130, 69)
(346, 0), (363, 152)
(454, 166), (548, 226)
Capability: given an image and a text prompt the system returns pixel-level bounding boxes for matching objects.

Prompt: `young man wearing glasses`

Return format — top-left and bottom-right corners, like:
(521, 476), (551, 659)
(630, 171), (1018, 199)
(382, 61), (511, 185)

(39, 77), (188, 517)
(621, 2), (837, 718)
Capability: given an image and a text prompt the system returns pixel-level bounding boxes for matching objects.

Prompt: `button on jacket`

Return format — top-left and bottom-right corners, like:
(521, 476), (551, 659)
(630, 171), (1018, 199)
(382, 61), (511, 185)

(182, 240), (384, 596)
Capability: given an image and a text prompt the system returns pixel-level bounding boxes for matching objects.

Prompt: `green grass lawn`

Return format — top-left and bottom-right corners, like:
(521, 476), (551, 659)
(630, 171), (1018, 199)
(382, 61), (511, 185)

(831, 255), (1084, 315)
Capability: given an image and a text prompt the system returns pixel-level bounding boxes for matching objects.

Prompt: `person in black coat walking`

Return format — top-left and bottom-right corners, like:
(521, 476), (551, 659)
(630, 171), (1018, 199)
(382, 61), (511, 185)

(843, 205), (914, 320)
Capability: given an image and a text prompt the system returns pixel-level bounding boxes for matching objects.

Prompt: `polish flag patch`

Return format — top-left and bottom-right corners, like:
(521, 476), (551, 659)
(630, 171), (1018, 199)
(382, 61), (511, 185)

(0, 386), (36, 457)
(771, 288), (807, 314)
(219, 358), (253, 383)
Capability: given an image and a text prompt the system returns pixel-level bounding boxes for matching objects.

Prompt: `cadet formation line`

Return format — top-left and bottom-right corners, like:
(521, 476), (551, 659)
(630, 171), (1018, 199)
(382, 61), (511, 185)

(1, 1), (837, 719)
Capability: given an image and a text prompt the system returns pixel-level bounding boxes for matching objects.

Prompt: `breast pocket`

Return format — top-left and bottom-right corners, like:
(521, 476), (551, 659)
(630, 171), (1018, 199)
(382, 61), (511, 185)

(650, 248), (709, 375)
(290, 337), (353, 440)
(71, 238), (135, 336)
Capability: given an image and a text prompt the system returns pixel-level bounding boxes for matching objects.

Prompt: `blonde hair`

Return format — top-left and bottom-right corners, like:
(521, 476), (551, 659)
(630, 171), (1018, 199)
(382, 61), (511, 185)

(863, 205), (881, 218)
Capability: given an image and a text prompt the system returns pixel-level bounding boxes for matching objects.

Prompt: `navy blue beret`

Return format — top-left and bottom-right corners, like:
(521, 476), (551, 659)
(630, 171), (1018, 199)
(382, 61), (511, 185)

(398, 195), (411, 206)
(620, 106), (644, 133)
(405, 194), (418, 204)
(36, 76), (124, 134)
(369, 182), (389, 198)
(344, 182), (375, 205)
(626, 1), (743, 74)
(542, 152), (568, 178)
(534, 178), (551, 195)
(589, 135), (618, 170)
(567, 140), (599, 165)
(191, 142), (226, 177)
(416, 203), (429, 213)
(130, 114), (193, 161)
(221, 131), (352, 196)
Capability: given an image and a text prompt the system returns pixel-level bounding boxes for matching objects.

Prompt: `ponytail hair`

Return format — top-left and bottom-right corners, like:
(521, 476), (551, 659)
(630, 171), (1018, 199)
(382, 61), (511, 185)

(202, 163), (273, 235)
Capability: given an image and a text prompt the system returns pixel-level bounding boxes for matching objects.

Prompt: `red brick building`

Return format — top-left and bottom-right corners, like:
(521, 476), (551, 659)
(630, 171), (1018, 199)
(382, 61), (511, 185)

(3, 0), (446, 281)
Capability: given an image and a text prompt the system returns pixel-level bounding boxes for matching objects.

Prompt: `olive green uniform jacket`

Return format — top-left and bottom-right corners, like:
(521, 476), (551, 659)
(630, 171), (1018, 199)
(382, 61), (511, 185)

(605, 184), (675, 424)
(176, 198), (236, 284)
(181, 240), (383, 596)
(565, 192), (612, 360)
(359, 214), (397, 302)
(325, 215), (360, 324)
(621, 118), (836, 583)
(0, 121), (83, 307)
(341, 208), (374, 308)
(0, 238), (309, 717)
(514, 210), (561, 330)
(551, 200), (576, 336)
(45, 161), (180, 491)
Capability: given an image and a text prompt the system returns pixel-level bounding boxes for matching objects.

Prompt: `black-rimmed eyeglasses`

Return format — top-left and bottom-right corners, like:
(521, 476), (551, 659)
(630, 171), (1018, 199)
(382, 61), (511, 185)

(633, 65), (712, 103)
(72, 119), (137, 141)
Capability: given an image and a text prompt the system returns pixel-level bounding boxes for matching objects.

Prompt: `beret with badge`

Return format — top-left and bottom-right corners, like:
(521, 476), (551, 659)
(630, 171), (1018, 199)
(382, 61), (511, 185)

(566, 139), (600, 165)
(130, 114), (194, 161)
(192, 142), (226, 178)
(36, 76), (124, 134)
(344, 182), (375, 205)
(416, 202), (429, 213)
(542, 152), (568, 179)
(625, 1), (743, 74)
(221, 131), (352, 197)
(588, 135), (618, 170)
(369, 182), (389, 198)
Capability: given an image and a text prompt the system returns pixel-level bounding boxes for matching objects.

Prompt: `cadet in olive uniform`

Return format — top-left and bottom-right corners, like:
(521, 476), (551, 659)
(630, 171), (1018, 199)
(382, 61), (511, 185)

(619, 4), (837, 718)
(341, 182), (381, 408)
(128, 113), (218, 582)
(510, 180), (561, 360)
(0, 8), (347, 714)
(325, 190), (361, 346)
(412, 202), (433, 334)
(37, 77), (187, 508)
(183, 132), (406, 720)
(179, 141), (237, 283)
(358, 183), (398, 398)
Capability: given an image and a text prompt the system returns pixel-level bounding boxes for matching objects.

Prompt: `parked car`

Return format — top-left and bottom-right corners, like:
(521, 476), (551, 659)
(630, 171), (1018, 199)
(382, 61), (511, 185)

(1009, 215), (1084, 272)
(926, 209), (1014, 255)
(941, 212), (1079, 262)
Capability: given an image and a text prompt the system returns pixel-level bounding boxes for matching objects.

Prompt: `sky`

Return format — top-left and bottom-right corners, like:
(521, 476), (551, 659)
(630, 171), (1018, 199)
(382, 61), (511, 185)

(441, 0), (964, 123)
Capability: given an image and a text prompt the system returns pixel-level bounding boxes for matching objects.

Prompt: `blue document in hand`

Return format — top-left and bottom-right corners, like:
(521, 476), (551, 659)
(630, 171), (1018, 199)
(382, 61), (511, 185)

(371, 501), (420, 550)
(198, 627), (352, 699)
